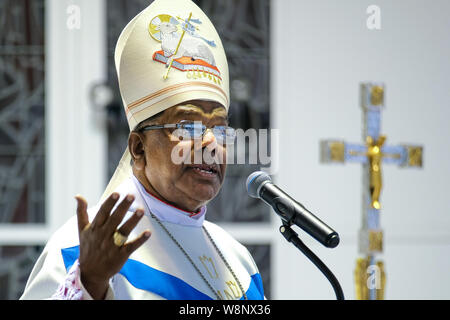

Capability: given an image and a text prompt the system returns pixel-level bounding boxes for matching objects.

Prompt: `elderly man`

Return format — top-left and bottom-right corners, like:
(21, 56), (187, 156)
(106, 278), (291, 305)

(20, 0), (264, 300)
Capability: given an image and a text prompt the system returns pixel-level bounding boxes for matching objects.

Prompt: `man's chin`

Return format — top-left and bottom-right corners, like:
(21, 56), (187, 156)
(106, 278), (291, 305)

(188, 185), (219, 203)
(183, 168), (222, 192)
(177, 181), (220, 204)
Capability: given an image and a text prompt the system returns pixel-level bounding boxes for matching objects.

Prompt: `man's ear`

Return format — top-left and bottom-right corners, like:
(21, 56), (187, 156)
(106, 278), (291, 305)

(128, 132), (146, 170)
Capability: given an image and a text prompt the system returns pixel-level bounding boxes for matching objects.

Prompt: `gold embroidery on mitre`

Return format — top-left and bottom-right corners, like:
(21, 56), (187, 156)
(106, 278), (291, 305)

(148, 13), (221, 83)
(126, 81), (229, 114)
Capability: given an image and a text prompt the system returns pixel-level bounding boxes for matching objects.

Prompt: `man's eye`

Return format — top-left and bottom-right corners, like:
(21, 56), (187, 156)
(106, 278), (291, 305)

(171, 128), (192, 140)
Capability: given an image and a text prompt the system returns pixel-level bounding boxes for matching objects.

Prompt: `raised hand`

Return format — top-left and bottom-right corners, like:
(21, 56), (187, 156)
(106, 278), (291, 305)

(75, 192), (151, 299)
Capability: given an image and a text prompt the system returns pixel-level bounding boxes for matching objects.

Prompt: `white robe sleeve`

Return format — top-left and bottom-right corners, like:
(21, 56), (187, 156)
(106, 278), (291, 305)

(20, 214), (115, 300)
(20, 234), (69, 300)
(21, 240), (115, 300)
(51, 259), (115, 300)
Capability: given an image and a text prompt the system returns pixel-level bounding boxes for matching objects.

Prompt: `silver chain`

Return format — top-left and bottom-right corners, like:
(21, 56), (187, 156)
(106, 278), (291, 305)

(202, 224), (248, 300)
(149, 212), (248, 300)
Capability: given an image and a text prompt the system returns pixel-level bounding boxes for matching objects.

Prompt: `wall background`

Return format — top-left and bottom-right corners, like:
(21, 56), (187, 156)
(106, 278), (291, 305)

(272, 0), (450, 299)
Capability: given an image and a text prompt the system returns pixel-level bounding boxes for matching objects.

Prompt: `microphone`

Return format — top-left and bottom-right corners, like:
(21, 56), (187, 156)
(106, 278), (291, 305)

(246, 171), (340, 248)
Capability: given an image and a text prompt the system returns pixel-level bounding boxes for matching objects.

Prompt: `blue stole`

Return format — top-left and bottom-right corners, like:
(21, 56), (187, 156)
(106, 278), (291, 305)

(61, 245), (264, 300)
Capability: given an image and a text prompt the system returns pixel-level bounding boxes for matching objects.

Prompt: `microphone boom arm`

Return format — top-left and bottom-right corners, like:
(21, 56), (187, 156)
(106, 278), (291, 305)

(246, 171), (344, 299)
(279, 221), (345, 300)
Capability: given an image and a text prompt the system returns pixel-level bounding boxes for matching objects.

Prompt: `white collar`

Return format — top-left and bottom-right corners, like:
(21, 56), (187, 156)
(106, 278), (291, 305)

(132, 175), (206, 227)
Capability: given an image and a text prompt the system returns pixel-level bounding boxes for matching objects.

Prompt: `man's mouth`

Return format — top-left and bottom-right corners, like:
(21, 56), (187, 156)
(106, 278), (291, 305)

(187, 163), (220, 178)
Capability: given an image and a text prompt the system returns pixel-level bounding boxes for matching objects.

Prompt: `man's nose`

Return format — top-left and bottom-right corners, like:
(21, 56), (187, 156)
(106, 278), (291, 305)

(201, 128), (217, 149)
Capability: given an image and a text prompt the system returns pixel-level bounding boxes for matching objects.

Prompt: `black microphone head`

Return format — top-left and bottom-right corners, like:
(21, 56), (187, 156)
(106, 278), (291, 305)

(246, 171), (272, 198)
(326, 233), (340, 248)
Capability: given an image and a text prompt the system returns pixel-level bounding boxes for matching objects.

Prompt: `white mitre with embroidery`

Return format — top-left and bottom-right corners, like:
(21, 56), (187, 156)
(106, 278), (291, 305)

(104, 0), (230, 199)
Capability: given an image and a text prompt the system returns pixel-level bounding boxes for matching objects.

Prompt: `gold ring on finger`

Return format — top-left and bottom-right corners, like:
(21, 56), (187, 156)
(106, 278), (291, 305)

(113, 231), (128, 247)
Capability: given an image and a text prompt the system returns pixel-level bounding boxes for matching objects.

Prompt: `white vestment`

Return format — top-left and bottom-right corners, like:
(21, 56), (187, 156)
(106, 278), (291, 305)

(20, 175), (264, 300)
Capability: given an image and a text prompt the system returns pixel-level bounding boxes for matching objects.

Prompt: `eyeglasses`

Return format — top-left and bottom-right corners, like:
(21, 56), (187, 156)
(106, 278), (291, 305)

(138, 120), (236, 144)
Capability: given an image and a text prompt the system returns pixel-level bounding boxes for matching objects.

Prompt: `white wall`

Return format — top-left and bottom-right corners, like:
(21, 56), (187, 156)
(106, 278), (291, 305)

(272, 0), (450, 299)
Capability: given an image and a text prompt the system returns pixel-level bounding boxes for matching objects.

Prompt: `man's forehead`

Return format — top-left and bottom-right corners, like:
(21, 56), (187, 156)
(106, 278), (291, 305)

(168, 102), (227, 118)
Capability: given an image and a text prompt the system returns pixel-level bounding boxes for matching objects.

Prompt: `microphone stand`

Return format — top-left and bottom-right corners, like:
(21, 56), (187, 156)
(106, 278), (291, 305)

(279, 221), (345, 300)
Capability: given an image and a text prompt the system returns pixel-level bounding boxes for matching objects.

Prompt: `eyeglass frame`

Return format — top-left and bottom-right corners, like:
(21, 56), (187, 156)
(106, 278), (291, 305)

(136, 120), (236, 144)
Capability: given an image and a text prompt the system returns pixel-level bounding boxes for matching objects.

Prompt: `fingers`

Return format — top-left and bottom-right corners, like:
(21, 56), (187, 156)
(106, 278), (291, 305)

(105, 194), (135, 235)
(75, 195), (89, 233)
(122, 230), (151, 255)
(117, 208), (145, 237)
(91, 192), (120, 228)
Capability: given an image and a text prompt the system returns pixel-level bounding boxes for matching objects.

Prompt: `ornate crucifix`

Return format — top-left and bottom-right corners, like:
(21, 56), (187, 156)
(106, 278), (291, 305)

(320, 83), (423, 300)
